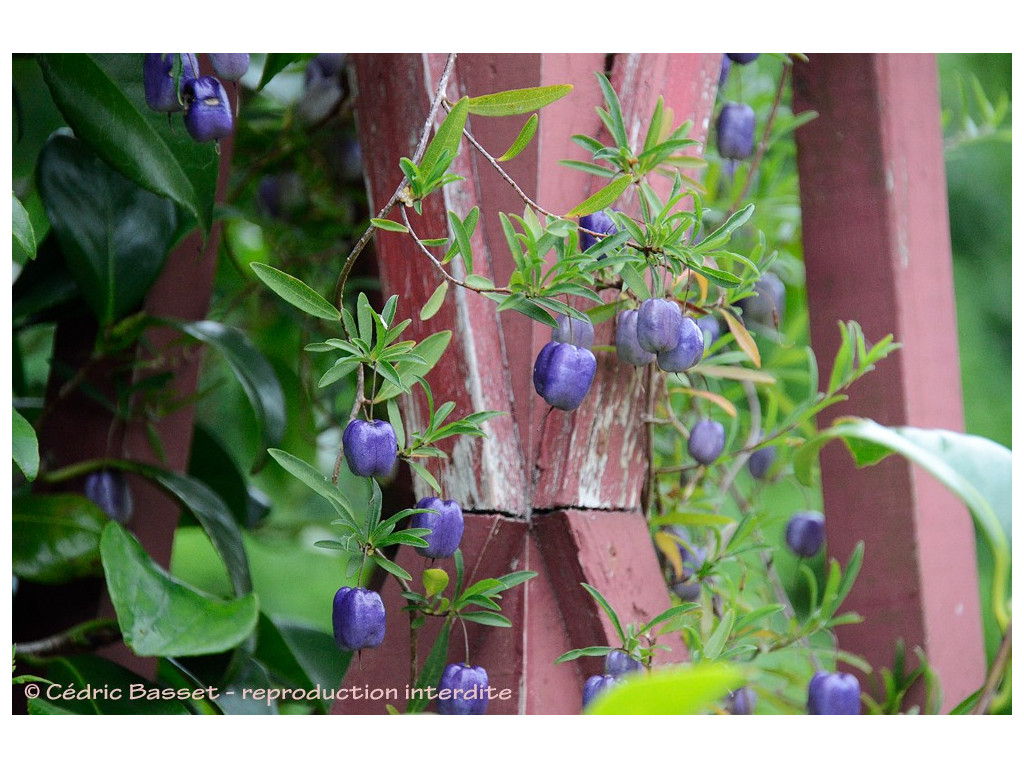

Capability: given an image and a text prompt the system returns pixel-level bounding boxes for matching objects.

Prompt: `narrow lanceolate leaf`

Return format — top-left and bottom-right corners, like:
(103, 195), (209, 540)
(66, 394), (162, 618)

(718, 309), (761, 368)
(467, 85), (573, 116)
(37, 54), (218, 234)
(497, 114), (539, 162)
(567, 175), (631, 217)
(371, 217), (409, 233)
(101, 523), (258, 657)
(13, 193), (36, 259)
(258, 54), (303, 90)
(448, 208), (475, 273)
(421, 97), (469, 177)
(251, 262), (341, 322)
(689, 364), (775, 385)
(674, 387), (738, 417)
(13, 407), (39, 481)
(420, 282), (449, 321)
(581, 583), (625, 645)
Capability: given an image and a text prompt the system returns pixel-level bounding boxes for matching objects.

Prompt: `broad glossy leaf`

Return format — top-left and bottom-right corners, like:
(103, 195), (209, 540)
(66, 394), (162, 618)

(13, 192), (36, 259)
(37, 53), (218, 234)
(13, 494), (107, 583)
(13, 407), (39, 481)
(250, 262), (341, 321)
(41, 655), (190, 714)
(37, 134), (177, 325)
(567, 175), (631, 218)
(178, 320), (287, 472)
(467, 85), (572, 116)
(101, 522), (258, 657)
(586, 662), (743, 715)
(187, 422), (255, 530)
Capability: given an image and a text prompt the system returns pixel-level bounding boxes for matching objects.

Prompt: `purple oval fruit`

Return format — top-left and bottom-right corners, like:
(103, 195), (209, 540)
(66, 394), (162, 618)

(738, 272), (785, 328)
(182, 75), (233, 142)
(332, 586), (385, 651)
(143, 53), (199, 113)
(583, 674), (618, 709)
(343, 418), (398, 478)
(579, 210), (618, 252)
(84, 469), (134, 524)
(533, 341), (597, 411)
(604, 649), (643, 678)
(688, 419), (726, 466)
(411, 497), (464, 559)
(615, 309), (656, 366)
(807, 671), (861, 715)
(716, 102), (756, 160)
(696, 314), (722, 347)
(748, 443), (776, 480)
(208, 53), (250, 81)
(656, 315), (705, 372)
(727, 686), (757, 715)
(637, 298), (683, 354)
(438, 662), (489, 715)
(785, 511), (826, 558)
(718, 55), (732, 87)
(552, 314), (595, 349)
(726, 53), (760, 65)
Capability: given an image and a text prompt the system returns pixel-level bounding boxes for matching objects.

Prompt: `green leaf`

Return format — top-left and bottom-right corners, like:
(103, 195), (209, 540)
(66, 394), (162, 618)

(448, 208), (476, 274)
(698, 204), (754, 251)
(595, 73), (628, 150)
(688, 262), (742, 288)
(459, 611), (512, 628)
(420, 282), (449, 321)
(640, 603), (701, 635)
(422, 568), (449, 598)
(257, 54), (303, 90)
(371, 554), (412, 583)
(496, 294), (557, 327)
(41, 655), (190, 714)
(554, 646), (615, 664)
(581, 583), (625, 645)
(463, 274), (496, 292)
(567, 175), (631, 218)
(497, 114), (539, 162)
(618, 262), (651, 300)
(586, 662), (744, 715)
(13, 407), (39, 481)
(421, 97), (469, 179)
(12, 494), (107, 583)
(187, 423), (258, 530)
(407, 460), (441, 494)
(177, 320), (287, 472)
(37, 53), (218, 234)
(13, 192), (36, 259)
(467, 84), (572, 116)
(100, 522), (258, 657)
(371, 217), (409, 233)
(268, 448), (360, 532)
(250, 262), (341, 322)
(36, 133), (176, 325)
(408, 619), (451, 713)
(702, 610), (735, 660)
(374, 330), (451, 403)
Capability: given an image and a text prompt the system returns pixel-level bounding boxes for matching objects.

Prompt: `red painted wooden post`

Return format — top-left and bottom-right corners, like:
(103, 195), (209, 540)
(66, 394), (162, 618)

(793, 53), (985, 710)
(334, 53), (720, 714)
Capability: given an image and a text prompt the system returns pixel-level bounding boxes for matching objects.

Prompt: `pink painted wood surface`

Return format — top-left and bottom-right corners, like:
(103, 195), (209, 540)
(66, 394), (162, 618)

(338, 53), (717, 714)
(793, 53), (985, 710)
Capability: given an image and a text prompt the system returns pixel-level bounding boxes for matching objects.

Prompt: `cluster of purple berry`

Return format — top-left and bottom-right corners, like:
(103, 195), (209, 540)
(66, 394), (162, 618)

(582, 649), (643, 710)
(143, 54), (249, 143)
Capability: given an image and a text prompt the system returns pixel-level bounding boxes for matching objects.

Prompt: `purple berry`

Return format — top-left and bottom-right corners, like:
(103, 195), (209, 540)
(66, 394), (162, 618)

(808, 671), (861, 715)
(208, 53), (250, 81)
(182, 76), (233, 142)
(552, 314), (595, 349)
(583, 674), (618, 709)
(726, 53), (760, 65)
(718, 55), (732, 88)
(748, 443), (776, 480)
(84, 469), (133, 524)
(438, 663), (489, 715)
(143, 53), (199, 113)
(410, 498), (464, 559)
(615, 309), (656, 366)
(332, 587), (385, 651)
(716, 102), (756, 160)
(727, 686), (757, 715)
(688, 419), (726, 466)
(785, 511), (826, 558)
(604, 649), (643, 678)
(656, 315), (705, 372)
(738, 272), (785, 328)
(579, 210), (618, 252)
(343, 419), (398, 478)
(637, 298), (683, 354)
(695, 314), (722, 347)
(666, 525), (706, 600)
(533, 341), (597, 412)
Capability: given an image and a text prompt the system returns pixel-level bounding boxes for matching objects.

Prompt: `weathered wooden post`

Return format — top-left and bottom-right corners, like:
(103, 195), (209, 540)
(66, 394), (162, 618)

(793, 53), (986, 710)
(335, 53), (720, 714)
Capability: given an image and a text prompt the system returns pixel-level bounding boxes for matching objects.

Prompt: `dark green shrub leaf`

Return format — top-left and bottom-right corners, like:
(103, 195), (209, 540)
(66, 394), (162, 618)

(13, 494), (107, 583)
